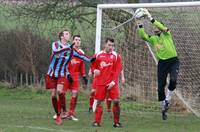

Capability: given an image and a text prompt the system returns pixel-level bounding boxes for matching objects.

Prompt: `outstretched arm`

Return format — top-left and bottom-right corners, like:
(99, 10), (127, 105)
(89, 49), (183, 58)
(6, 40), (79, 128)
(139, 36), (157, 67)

(73, 48), (92, 63)
(151, 19), (170, 33)
(137, 23), (151, 43)
(143, 9), (170, 33)
(52, 42), (71, 55)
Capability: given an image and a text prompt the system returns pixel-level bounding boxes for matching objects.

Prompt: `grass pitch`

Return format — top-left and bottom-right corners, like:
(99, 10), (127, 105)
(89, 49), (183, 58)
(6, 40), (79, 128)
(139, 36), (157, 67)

(0, 84), (199, 132)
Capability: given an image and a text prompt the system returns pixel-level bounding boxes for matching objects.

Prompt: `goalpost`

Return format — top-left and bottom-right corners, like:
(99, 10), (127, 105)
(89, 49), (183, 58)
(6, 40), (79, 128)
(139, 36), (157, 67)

(95, 1), (200, 117)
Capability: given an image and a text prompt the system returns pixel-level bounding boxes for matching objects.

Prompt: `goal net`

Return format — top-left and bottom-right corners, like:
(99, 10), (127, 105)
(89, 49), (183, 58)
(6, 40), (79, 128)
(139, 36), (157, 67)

(95, 2), (200, 117)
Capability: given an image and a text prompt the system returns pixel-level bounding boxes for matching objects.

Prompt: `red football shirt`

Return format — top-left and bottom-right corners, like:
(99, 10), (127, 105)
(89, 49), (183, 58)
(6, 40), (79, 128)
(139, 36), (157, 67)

(68, 49), (86, 81)
(91, 51), (119, 85)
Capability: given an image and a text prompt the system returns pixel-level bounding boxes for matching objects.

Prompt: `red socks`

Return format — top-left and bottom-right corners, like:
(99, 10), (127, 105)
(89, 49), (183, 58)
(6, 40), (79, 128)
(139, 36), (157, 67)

(51, 96), (61, 115)
(59, 93), (66, 112)
(89, 92), (95, 109)
(95, 105), (103, 123)
(112, 103), (120, 124)
(51, 97), (58, 114)
(69, 97), (77, 115)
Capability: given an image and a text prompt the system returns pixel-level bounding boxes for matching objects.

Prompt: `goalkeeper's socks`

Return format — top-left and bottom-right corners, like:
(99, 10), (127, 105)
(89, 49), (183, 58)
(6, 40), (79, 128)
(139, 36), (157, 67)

(106, 99), (112, 112)
(166, 89), (173, 102)
(95, 105), (103, 124)
(52, 96), (58, 114)
(161, 101), (165, 111)
(112, 103), (120, 124)
(59, 93), (66, 112)
(70, 97), (77, 115)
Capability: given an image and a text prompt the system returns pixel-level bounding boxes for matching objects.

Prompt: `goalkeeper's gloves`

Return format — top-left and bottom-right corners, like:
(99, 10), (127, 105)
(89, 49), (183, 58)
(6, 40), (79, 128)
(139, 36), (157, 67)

(82, 76), (88, 85)
(143, 8), (153, 21)
(67, 74), (73, 83)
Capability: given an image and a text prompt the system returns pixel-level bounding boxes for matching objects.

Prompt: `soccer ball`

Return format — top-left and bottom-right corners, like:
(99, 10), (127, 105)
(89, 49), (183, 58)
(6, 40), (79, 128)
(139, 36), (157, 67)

(134, 8), (147, 19)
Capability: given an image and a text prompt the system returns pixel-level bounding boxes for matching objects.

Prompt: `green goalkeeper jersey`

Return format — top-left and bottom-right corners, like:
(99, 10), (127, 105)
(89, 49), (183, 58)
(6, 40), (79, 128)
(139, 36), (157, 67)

(138, 20), (177, 60)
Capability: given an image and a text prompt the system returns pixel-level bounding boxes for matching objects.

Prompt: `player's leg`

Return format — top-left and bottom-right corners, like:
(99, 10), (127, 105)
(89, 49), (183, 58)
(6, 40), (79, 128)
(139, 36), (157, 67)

(53, 85), (68, 120)
(50, 89), (58, 117)
(109, 87), (122, 128)
(166, 58), (180, 110)
(93, 85), (106, 127)
(89, 89), (95, 112)
(112, 99), (122, 128)
(45, 75), (60, 121)
(106, 97), (112, 112)
(60, 80), (72, 119)
(69, 89), (79, 121)
(55, 78), (66, 125)
(60, 91), (66, 114)
(157, 61), (169, 120)
(67, 81), (79, 121)
(93, 100), (103, 127)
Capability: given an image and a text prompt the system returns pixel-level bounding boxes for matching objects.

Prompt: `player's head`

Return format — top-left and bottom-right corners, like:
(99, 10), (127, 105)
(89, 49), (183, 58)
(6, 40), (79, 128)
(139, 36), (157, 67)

(73, 35), (81, 48)
(104, 37), (114, 53)
(59, 30), (70, 42)
(153, 29), (161, 35)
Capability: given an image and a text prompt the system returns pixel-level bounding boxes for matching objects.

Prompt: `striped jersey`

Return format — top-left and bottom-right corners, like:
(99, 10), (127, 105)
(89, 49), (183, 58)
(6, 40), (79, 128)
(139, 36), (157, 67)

(47, 40), (91, 78)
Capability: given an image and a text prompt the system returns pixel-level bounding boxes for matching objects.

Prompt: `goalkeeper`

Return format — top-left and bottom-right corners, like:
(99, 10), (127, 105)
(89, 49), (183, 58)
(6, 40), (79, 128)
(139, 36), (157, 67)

(135, 8), (180, 120)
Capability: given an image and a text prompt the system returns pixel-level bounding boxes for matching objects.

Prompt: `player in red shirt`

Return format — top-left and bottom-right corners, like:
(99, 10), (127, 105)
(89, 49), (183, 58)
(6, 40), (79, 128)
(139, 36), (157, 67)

(64, 35), (88, 121)
(89, 54), (125, 114)
(91, 37), (122, 128)
(106, 53), (125, 113)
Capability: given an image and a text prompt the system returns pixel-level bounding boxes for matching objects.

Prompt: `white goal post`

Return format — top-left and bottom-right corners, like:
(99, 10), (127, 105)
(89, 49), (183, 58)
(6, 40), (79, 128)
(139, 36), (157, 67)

(95, 1), (200, 117)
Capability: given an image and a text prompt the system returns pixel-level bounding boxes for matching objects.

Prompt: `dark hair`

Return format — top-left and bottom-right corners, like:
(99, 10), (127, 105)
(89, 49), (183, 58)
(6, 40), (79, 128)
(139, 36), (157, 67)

(73, 35), (81, 40)
(105, 37), (114, 43)
(58, 29), (69, 40)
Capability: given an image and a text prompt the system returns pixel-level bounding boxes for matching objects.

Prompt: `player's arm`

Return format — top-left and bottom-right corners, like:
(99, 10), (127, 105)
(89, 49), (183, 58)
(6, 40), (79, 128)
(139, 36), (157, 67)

(118, 55), (125, 85)
(116, 54), (125, 85)
(107, 54), (119, 90)
(90, 54), (100, 77)
(73, 48), (95, 63)
(80, 60), (88, 85)
(137, 24), (151, 43)
(88, 68), (93, 78)
(66, 66), (73, 83)
(116, 54), (123, 73)
(52, 42), (71, 55)
(144, 9), (170, 33)
(151, 19), (170, 33)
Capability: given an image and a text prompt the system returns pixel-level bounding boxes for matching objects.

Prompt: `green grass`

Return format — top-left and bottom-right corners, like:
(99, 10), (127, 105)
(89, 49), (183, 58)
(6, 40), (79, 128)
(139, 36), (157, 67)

(0, 84), (200, 132)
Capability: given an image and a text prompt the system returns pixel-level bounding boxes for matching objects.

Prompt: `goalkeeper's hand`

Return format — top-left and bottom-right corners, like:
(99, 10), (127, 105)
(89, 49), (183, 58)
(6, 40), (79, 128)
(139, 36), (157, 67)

(143, 8), (153, 21)
(82, 76), (88, 85)
(67, 74), (73, 83)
